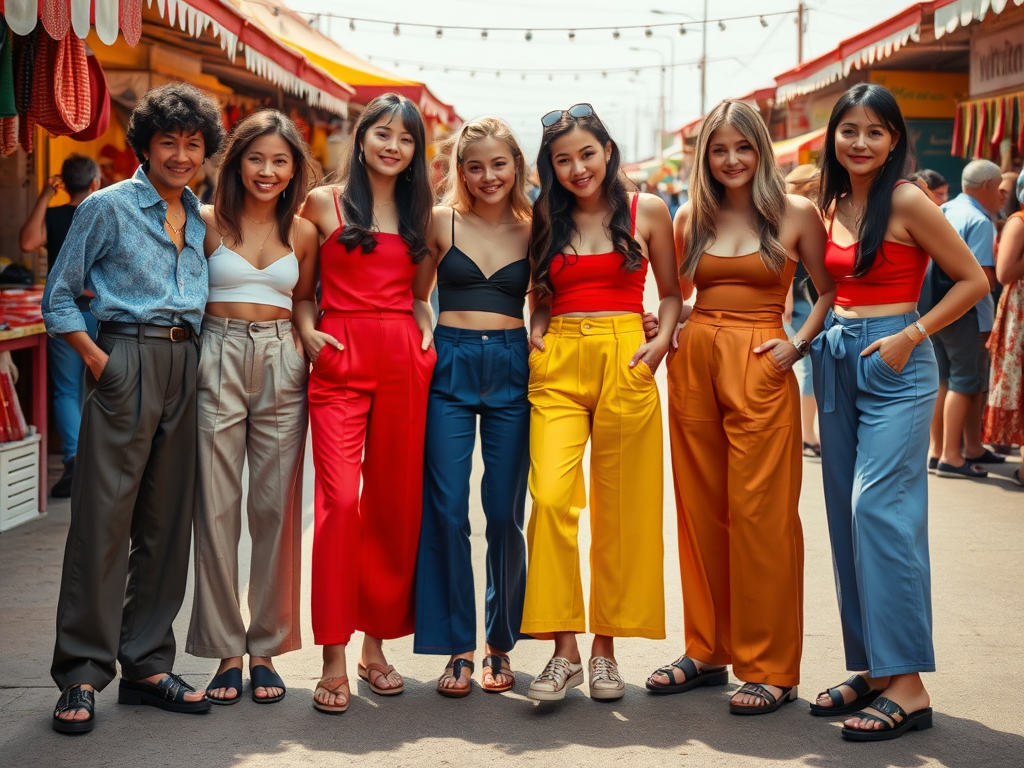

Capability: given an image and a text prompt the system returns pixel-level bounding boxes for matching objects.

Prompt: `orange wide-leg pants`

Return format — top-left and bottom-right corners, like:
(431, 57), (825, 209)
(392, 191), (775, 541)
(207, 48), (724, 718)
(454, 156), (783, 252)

(668, 309), (803, 687)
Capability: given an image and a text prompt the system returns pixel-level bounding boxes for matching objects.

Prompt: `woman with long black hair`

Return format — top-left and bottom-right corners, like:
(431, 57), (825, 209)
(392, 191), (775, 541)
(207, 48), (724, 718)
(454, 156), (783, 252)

(809, 83), (986, 740)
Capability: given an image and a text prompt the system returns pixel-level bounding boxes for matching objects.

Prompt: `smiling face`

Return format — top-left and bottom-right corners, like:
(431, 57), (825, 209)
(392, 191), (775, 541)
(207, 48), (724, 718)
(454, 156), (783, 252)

(549, 127), (612, 201)
(145, 130), (205, 194)
(360, 113), (416, 177)
(834, 105), (899, 179)
(460, 136), (516, 206)
(240, 132), (294, 203)
(707, 122), (758, 190)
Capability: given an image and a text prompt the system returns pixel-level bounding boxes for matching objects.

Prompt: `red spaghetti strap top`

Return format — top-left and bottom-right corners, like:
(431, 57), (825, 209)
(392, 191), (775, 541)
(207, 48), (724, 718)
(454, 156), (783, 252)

(823, 182), (930, 306)
(549, 193), (647, 316)
(319, 191), (419, 313)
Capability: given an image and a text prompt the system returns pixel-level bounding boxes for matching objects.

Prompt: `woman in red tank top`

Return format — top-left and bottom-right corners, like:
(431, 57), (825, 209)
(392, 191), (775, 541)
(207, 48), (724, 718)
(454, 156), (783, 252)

(809, 83), (987, 741)
(295, 94), (436, 714)
(521, 104), (681, 703)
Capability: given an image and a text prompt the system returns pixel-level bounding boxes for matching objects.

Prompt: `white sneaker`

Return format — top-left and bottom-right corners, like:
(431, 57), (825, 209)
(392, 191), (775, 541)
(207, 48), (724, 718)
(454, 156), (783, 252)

(589, 656), (625, 701)
(527, 657), (584, 701)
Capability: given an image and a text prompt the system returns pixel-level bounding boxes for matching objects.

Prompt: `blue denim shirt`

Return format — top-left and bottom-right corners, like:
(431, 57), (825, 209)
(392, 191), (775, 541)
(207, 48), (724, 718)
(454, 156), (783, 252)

(43, 167), (208, 335)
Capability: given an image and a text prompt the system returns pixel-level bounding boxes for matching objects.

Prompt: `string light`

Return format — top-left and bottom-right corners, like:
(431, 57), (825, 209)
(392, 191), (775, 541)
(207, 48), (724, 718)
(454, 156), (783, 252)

(644, 28), (653, 38)
(435, 28), (443, 39)
(525, 30), (532, 41)
(481, 29), (488, 40)
(568, 30), (576, 42)
(718, 21), (726, 32)
(393, 23), (400, 36)
(759, 16), (768, 28)
(348, 18), (354, 31)
(678, 24), (686, 35)
(613, 29), (621, 39)
(366, 55), (707, 78)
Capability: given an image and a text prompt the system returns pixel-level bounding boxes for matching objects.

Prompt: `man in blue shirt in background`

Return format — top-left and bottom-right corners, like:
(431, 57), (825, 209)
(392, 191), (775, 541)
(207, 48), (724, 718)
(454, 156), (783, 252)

(43, 83), (224, 734)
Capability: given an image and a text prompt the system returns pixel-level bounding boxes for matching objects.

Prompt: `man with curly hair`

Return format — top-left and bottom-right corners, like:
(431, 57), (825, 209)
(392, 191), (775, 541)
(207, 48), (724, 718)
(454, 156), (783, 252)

(42, 83), (225, 734)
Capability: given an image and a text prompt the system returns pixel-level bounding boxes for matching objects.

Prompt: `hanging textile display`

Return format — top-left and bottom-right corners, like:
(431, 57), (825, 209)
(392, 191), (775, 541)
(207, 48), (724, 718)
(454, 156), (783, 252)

(952, 93), (1024, 159)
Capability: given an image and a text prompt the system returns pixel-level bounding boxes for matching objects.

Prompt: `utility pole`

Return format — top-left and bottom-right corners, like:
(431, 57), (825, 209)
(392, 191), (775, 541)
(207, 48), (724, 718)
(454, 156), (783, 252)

(797, 2), (805, 64)
(699, 0), (707, 116)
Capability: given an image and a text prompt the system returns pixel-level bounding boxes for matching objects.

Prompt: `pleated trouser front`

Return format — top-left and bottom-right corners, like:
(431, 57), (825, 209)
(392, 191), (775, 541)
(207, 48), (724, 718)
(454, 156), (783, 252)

(521, 314), (665, 640)
(187, 316), (308, 659)
(669, 309), (804, 687)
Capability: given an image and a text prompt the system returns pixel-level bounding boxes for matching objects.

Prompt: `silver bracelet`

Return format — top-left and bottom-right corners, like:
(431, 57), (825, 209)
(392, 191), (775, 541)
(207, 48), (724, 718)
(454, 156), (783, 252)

(911, 321), (927, 338)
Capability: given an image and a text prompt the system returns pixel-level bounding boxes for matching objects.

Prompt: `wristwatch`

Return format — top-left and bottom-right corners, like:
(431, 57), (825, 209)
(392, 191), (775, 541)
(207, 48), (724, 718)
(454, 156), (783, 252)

(792, 337), (810, 358)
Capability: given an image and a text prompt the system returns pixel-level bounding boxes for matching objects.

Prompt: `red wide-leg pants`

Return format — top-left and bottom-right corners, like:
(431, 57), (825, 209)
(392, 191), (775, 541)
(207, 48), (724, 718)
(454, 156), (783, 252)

(308, 310), (436, 645)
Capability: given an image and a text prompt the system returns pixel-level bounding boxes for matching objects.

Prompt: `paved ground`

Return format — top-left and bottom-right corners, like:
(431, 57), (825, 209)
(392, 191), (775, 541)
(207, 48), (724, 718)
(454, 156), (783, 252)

(2, 401), (1022, 767)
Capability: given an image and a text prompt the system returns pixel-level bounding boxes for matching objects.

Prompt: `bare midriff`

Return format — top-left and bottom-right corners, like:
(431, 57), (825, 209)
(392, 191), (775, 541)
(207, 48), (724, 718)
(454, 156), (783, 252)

(833, 301), (918, 319)
(204, 302), (290, 322)
(437, 309), (525, 330)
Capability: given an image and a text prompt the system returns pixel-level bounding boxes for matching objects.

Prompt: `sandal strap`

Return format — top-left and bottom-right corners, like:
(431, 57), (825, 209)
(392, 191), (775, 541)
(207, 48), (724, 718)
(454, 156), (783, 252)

(842, 674), (872, 698)
(863, 696), (907, 724)
(158, 672), (195, 702)
(451, 658), (474, 679)
(481, 654), (510, 674)
(250, 665), (285, 691)
(317, 675), (350, 694)
(364, 662), (396, 682)
(736, 683), (778, 705)
(673, 656), (698, 681)
(55, 685), (94, 716)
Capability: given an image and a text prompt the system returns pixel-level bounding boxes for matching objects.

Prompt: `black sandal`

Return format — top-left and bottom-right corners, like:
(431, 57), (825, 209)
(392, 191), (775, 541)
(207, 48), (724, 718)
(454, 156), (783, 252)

(481, 654), (515, 693)
(840, 696), (933, 741)
(729, 682), (798, 715)
(52, 685), (95, 734)
(205, 667), (243, 706)
(437, 658), (474, 698)
(809, 674), (881, 717)
(118, 673), (212, 713)
(645, 656), (728, 695)
(250, 665), (286, 704)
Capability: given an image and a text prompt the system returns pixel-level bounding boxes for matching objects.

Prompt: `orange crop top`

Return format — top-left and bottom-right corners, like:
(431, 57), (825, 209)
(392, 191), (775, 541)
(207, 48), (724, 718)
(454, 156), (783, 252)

(824, 216), (929, 307)
(548, 194), (647, 316)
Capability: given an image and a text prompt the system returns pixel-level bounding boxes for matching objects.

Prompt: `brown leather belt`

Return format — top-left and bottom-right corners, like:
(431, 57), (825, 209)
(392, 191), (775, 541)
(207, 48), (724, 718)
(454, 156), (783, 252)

(99, 321), (193, 342)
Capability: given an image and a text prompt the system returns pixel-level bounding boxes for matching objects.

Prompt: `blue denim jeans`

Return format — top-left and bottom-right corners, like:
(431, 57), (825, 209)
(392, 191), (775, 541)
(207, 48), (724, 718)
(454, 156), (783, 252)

(414, 325), (530, 655)
(811, 310), (939, 676)
(49, 309), (98, 462)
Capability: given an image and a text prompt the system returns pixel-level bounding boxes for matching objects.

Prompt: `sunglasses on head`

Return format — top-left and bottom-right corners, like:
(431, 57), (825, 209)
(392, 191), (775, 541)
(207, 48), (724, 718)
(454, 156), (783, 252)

(541, 103), (595, 127)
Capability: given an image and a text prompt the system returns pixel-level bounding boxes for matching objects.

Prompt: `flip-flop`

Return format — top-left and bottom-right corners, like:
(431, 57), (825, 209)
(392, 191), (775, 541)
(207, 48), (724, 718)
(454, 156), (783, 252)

(646, 656), (729, 695)
(809, 674), (881, 716)
(437, 658), (474, 698)
(481, 654), (515, 693)
(250, 665), (286, 704)
(358, 662), (405, 696)
(729, 683), (798, 715)
(205, 667), (243, 706)
(840, 696), (933, 741)
(312, 675), (350, 715)
(935, 461), (988, 479)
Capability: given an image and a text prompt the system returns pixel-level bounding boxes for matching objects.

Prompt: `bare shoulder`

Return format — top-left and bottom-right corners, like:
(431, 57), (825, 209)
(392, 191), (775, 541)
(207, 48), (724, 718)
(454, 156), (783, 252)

(200, 204), (217, 225)
(673, 201), (692, 230)
(785, 193), (824, 225)
(292, 215), (318, 240)
(636, 191), (669, 216)
(890, 180), (931, 215)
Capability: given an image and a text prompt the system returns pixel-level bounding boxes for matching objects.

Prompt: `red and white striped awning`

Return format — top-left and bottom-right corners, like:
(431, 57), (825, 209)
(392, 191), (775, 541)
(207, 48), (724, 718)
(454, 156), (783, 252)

(934, 0), (1024, 38)
(0, 0), (354, 115)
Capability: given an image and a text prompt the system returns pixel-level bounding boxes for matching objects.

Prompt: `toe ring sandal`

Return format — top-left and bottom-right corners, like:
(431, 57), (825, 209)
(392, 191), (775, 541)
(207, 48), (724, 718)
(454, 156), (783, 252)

(437, 658), (474, 698)
(358, 662), (405, 696)
(840, 696), (933, 741)
(205, 667), (243, 706)
(118, 672), (211, 713)
(809, 674), (881, 717)
(729, 683), (798, 715)
(250, 665), (286, 704)
(313, 676), (350, 715)
(52, 685), (96, 734)
(481, 654), (515, 693)
(645, 656), (729, 695)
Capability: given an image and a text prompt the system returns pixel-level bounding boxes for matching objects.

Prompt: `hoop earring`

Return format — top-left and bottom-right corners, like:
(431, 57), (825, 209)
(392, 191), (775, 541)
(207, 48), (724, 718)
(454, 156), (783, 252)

(358, 150), (365, 165)
(282, 187), (287, 200)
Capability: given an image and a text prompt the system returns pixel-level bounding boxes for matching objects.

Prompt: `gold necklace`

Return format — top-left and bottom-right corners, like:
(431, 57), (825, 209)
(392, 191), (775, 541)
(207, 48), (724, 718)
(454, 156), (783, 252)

(164, 217), (184, 236)
(242, 212), (275, 226)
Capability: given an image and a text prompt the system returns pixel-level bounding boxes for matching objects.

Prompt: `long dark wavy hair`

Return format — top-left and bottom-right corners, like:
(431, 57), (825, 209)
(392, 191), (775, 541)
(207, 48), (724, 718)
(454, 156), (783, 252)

(215, 110), (318, 249)
(530, 110), (642, 299)
(338, 94), (431, 262)
(818, 83), (913, 277)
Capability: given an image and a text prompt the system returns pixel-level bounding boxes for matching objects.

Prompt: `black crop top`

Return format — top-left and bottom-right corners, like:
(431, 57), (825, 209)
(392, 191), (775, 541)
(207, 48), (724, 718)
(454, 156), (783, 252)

(436, 209), (529, 318)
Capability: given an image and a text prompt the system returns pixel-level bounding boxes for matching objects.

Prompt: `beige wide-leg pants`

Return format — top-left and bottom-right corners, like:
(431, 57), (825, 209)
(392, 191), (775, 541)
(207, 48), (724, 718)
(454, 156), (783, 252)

(187, 316), (309, 659)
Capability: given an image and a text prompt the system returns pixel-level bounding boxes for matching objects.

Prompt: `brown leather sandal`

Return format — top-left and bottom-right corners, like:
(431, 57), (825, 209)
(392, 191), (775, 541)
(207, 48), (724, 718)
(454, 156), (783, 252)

(358, 662), (405, 696)
(481, 654), (515, 693)
(312, 675), (350, 715)
(437, 658), (474, 698)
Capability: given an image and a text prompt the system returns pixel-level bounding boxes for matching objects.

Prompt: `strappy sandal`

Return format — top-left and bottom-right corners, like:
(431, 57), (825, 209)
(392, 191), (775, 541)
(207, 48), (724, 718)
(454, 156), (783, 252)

(481, 653), (515, 693)
(729, 682), (798, 715)
(809, 674), (881, 717)
(250, 665), (286, 704)
(437, 658), (474, 698)
(358, 662), (405, 696)
(52, 684), (95, 734)
(205, 667), (243, 706)
(313, 675), (350, 715)
(840, 696), (933, 741)
(645, 656), (728, 695)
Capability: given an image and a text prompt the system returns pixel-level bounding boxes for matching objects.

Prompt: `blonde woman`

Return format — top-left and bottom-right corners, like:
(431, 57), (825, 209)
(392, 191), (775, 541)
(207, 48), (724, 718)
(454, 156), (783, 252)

(646, 101), (835, 714)
(413, 118), (533, 697)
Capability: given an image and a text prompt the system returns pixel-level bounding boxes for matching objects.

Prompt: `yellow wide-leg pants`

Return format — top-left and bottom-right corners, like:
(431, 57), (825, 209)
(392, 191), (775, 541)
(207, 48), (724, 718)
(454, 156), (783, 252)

(522, 315), (665, 639)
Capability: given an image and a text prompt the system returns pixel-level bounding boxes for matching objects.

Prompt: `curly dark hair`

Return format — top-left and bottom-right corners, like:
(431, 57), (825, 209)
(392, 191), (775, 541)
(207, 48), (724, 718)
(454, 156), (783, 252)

(126, 83), (225, 167)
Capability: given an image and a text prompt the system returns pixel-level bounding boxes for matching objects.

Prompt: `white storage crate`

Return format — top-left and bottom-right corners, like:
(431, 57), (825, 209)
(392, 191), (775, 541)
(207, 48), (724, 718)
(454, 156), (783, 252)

(0, 433), (41, 532)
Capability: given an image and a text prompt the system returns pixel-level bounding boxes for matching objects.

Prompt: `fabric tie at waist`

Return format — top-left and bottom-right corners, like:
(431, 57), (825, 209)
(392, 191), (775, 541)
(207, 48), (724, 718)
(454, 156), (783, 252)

(821, 322), (859, 414)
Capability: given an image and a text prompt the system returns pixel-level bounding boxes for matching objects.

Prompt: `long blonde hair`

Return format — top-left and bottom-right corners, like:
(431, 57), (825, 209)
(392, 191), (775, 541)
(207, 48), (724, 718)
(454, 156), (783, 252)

(682, 100), (788, 280)
(438, 117), (532, 221)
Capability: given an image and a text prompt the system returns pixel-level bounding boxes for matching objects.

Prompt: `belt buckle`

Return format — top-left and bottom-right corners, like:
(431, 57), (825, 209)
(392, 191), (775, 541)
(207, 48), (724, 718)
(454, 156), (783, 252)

(169, 326), (189, 342)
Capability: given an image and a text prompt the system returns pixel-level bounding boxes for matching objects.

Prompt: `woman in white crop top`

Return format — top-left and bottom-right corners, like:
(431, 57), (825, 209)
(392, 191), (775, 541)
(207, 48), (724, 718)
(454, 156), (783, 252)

(186, 111), (319, 706)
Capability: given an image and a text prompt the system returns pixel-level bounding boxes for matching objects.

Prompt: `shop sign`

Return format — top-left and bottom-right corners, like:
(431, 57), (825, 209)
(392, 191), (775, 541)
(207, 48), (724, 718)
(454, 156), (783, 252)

(870, 71), (968, 118)
(970, 25), (1024, 97)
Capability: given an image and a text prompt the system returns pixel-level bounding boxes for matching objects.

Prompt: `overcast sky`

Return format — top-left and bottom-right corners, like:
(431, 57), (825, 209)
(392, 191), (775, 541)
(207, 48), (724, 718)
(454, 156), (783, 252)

(292, 0), (915, 161)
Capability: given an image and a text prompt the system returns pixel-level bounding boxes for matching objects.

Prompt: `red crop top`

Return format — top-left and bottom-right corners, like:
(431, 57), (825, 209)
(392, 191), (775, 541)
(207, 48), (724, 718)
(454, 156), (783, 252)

(824, 216), (929, 307)
(318, 192), (419, 313)
(548, 194), (647, 316)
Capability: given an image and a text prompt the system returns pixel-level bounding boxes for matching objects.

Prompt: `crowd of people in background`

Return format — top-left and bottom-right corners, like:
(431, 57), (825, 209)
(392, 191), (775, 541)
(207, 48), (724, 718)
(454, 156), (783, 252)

(32, 80), (1020, 745)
